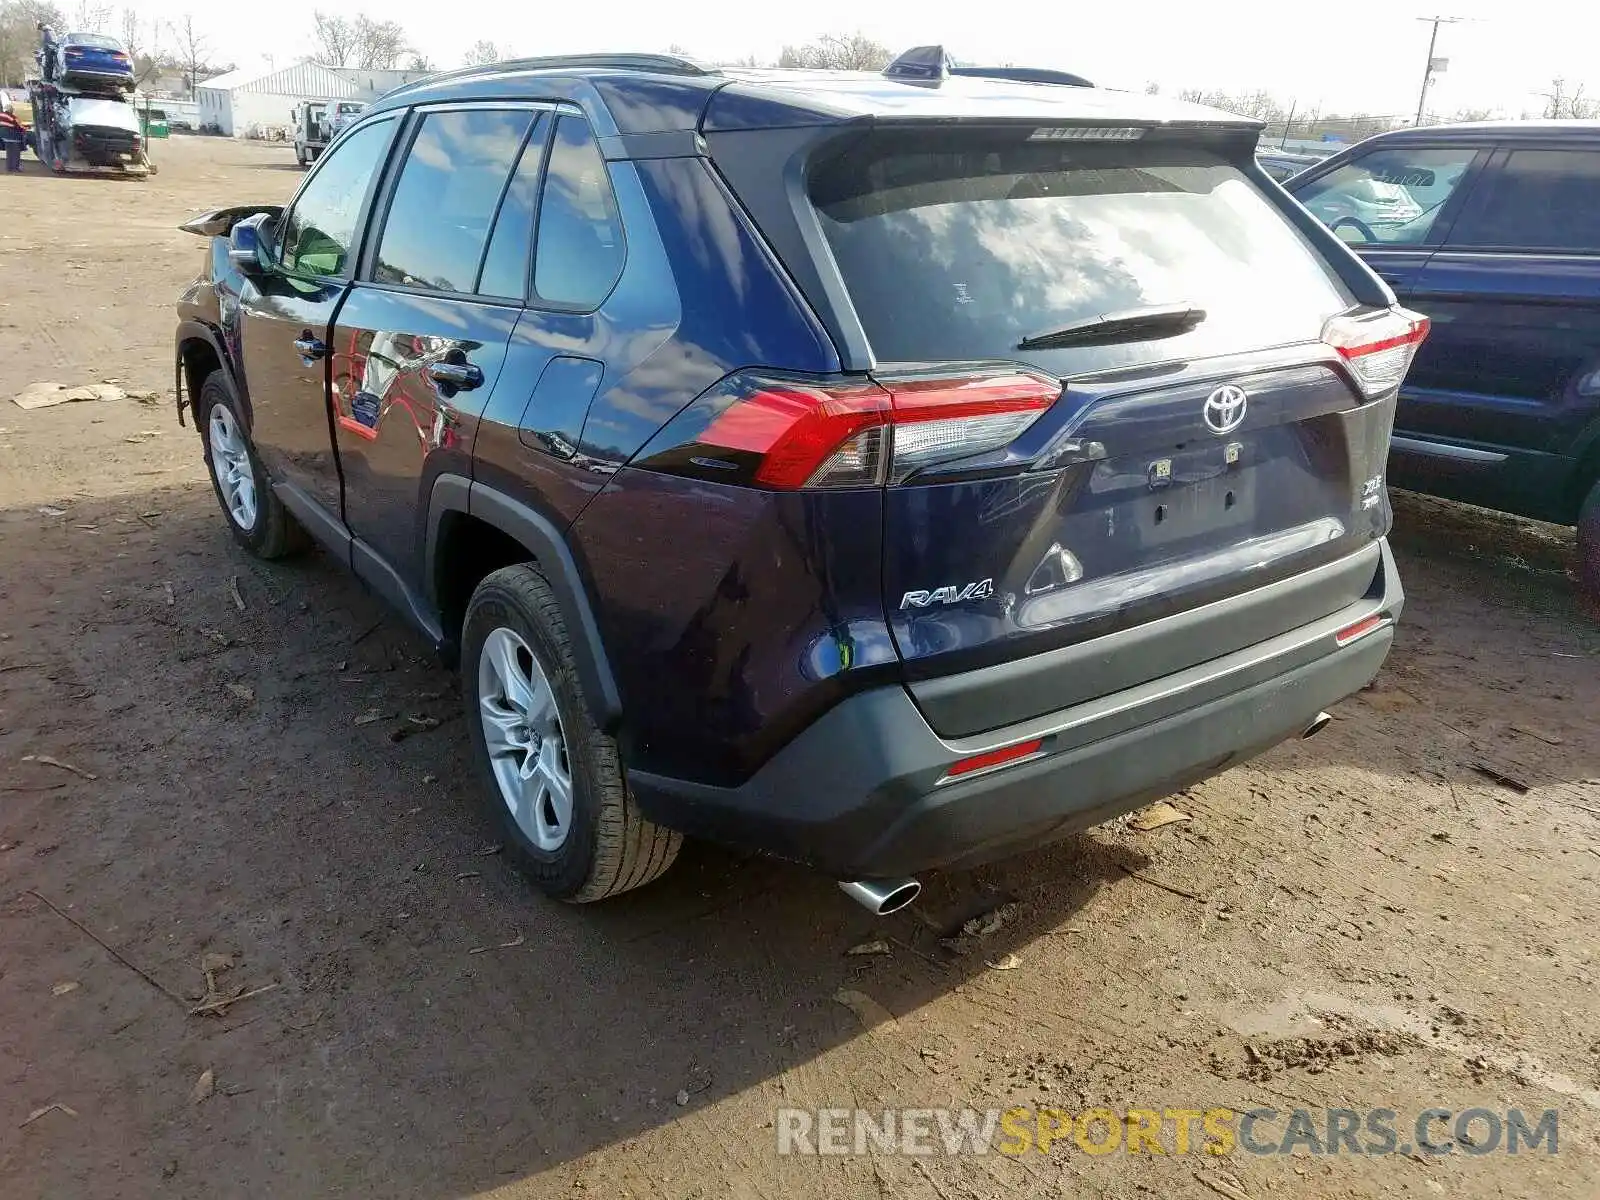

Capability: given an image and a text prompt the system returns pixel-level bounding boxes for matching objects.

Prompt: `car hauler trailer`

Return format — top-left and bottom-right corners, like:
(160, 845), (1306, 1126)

(26, 83), (150, 176)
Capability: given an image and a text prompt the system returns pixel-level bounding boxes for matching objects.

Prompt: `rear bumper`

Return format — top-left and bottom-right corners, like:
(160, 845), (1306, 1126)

(630, 539), (1403, 879)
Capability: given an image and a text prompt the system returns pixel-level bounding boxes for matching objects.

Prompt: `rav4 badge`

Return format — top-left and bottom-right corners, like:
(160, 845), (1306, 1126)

(900, 579), (995, 610)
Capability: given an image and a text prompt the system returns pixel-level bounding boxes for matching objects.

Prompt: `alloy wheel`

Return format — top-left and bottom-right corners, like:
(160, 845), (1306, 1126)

(207, 404), (258, 530)
(478, 627), (573, 851)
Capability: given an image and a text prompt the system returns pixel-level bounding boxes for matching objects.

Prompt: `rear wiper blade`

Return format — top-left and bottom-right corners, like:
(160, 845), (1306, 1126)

(1018, 304), (1206, 350)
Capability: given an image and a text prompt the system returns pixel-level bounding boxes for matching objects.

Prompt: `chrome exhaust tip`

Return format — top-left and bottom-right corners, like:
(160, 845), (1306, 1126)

(1301, 711), (1334, 740)
(839, 877), (922, 916)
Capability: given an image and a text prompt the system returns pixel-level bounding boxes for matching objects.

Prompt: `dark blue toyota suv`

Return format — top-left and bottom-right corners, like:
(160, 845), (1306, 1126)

(173, 49), (1417, 912)
(1287, 122), (1600, 594)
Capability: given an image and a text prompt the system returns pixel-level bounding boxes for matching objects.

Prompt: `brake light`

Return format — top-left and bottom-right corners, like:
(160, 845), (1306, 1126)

(1322, 306), (1429, 398)
(653, 368), (1061, 490)
(697, 380), (890, 489)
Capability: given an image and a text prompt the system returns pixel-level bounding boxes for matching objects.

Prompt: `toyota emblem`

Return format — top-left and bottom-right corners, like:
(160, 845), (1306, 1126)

(1203, 384), (1248, 435)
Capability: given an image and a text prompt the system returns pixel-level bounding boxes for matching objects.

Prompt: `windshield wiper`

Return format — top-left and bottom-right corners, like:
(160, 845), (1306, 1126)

(1018, 304), (1207, 351)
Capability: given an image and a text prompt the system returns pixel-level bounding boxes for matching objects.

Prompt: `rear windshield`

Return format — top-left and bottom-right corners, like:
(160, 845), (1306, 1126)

(809, 132), (1351, 373)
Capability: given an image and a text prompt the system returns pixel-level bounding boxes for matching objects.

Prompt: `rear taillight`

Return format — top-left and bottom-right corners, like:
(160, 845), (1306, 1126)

(639, 368), (1060, 490)
(698, 380), (890, 489)
(1322, 306), (1429, 399)
(877, 371), (1061, 483)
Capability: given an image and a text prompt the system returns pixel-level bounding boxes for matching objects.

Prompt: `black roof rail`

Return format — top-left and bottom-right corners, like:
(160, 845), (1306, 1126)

(883, 45), (1093, 88)
(384, 52), (716, 98)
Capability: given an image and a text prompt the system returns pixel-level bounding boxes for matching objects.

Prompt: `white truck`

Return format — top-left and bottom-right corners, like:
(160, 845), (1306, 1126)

(292, 99), (366, 168)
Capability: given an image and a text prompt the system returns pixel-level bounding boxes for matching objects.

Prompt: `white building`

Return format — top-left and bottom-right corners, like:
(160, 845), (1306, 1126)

(329, 68), (432, 97)
(197, 61), (361, 137)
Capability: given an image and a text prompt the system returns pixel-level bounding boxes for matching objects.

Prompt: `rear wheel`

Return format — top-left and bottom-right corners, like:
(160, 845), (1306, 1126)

(462, 564), (680, 902)
(196, 371), (306, 559)
(1577, 476), (1600, 599)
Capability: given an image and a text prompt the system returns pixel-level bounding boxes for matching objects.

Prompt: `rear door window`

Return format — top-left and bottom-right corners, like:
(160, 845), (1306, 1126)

(373, 108), (535, 295)
(810, 130), (1352, 374)
(533, 115), (625, 309)
(1446, 149), (1600, 253)
(1292, 146), (1478, 247)
(476, 115), (550, 300)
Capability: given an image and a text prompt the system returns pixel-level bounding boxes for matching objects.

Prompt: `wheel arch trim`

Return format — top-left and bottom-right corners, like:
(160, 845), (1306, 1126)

(426, 474), (623, 732)
(175, 319), (246, 428)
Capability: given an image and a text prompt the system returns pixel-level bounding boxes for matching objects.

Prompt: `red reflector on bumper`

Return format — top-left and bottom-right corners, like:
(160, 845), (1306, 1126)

(1336, 614), (1387, 645)
(945, 738), (1045, 780)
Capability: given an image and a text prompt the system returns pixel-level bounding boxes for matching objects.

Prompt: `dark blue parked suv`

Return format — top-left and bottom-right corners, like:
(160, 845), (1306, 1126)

(1287, 122), (1600, 593)
(173, 51), (1416, 911)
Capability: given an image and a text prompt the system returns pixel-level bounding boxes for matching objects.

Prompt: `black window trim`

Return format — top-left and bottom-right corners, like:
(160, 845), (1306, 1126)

(355, 100), (559, 307)
(274, 113), (402, 285)
(1291, 141), (1495, 251)
(1439, 141), (1600, 258)
(527, 108), (631, 316)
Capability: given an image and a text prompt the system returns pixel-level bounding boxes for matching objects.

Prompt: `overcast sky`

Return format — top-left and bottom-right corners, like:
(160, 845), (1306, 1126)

(117, 0), (1590, 119)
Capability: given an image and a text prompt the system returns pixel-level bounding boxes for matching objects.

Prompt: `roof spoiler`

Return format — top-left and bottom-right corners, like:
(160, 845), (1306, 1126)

(884, 46), (1093, 88)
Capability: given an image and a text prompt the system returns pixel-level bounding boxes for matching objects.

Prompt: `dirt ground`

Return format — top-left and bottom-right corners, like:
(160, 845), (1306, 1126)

(2, 136), (1599, 1200)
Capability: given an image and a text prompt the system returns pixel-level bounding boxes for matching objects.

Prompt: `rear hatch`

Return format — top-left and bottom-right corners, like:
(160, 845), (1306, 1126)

(801, 125), (1406, 735)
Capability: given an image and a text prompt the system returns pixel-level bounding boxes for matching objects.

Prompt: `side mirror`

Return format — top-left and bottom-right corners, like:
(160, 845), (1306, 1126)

(227, 213), (273, 275)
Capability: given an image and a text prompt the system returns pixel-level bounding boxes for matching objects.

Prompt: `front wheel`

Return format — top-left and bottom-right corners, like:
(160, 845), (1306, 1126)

(462, 564), (680, 902)
(1577, 476), (1600, 599)
(197, 371), (306, 559)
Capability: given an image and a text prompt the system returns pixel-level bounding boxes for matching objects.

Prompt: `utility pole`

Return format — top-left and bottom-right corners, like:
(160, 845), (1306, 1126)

(1414, 15), (1462, 126)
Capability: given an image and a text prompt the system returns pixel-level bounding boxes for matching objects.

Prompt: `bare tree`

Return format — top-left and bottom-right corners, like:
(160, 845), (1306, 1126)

(310, 11), (408, 71)
(0, 0), (66, 85)
(351, 14), (407, 70)
(463, 39), (502, 67)
(311, 10), (357, 67)
(403, 52), (434, 72)
(118, 6), (158, 82)
(1179, 87), (1285, 124)
(1541, 77), (1600, 120)
(70, 0), (108, 31)
(168, 12), (207, 96)
(777, 33), (891, 71)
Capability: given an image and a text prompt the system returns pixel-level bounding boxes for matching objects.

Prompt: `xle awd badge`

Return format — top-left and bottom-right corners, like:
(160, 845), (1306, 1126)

(900, 579), (995, 610)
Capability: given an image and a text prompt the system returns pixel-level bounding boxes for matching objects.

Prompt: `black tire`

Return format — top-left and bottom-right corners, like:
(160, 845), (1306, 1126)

(462, 564), (680, 902)
(1577, 476), (1600, 600)
(196, 371), (306, 560)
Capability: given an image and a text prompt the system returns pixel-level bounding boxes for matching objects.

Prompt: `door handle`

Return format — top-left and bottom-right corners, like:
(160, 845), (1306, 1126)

(427, 360), (483, 391)
(294, 334), (328, 359)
